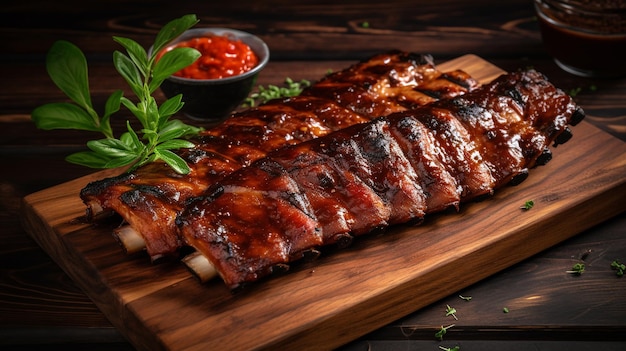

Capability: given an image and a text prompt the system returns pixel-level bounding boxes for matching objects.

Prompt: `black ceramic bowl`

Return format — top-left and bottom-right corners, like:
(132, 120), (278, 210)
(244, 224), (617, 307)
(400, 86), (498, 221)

(156, 28), (269, 124)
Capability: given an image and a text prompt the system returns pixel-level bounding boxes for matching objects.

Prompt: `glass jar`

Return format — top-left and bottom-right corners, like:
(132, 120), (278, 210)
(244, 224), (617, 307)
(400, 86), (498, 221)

(534, 0), (626, 78)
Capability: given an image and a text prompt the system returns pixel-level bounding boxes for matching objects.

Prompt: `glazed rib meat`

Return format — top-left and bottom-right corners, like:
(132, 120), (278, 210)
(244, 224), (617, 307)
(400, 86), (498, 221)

(177, 69), (585, 290)
(80, 51), (479, 261)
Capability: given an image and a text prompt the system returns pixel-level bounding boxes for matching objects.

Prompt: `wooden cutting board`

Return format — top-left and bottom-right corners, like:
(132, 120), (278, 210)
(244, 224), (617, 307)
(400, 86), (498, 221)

(21, 55), (626, 351)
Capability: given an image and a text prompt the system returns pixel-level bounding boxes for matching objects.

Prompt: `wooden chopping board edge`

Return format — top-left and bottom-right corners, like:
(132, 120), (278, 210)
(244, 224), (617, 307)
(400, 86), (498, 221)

(20, 55), (626, 351)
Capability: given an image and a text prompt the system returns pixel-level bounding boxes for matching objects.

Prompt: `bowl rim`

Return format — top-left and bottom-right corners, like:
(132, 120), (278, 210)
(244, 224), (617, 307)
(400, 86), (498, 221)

(151, 27), (270, 85)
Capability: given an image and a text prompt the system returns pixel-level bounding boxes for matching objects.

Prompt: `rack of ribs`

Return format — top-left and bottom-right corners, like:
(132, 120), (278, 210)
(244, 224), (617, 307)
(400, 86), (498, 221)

(80, 51), (480, 261)
(176, 69), (585, 291)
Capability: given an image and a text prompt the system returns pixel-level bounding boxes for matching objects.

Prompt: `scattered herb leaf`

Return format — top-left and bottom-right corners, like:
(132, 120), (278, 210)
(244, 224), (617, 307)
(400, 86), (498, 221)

(611, 260), (625, 277)
(435, 324), (455, 341)
(566, 262), (585, 275)
(361, 21), (370, 28)
(439, 346), (460, 351)
(458, 295), (472, 301)
(521, 200), (534, 210)
(243, 77), (311, 107)
(503, 307), (509, 313)
(445, 305), (458, 320)
(32, 14), (203, 174)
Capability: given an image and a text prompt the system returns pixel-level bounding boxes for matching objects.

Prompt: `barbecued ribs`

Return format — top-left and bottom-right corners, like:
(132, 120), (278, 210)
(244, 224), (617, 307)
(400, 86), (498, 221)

(176, 69), (585, 290)
(80, 51), (479, 261)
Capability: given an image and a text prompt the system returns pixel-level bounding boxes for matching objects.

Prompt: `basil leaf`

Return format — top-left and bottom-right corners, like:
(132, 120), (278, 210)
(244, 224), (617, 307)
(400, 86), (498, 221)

(151, 47), (201, 92)
(158, 94), (184, 121)
(120, 96), (147, 128)
(113, 36), (149, 77)
(87, 138), (135, 157)
(66, 150), (113, 168)
(113, 51), (144, 98)
(46, 40), (94, 113)
(104, 154), (139, 169)
(34, 15), (203, 175)
(159, 118), (202, 140)
(32, 103), (102, 132)
(152, 14), (199, 57)
(158, 139), (195, 150)
(125, 121), (143, 150)
(155, 148), (191, 174)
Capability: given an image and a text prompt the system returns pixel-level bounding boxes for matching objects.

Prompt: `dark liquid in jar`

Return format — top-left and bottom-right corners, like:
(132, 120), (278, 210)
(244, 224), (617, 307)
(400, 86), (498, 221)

(536, 1), (626, 77)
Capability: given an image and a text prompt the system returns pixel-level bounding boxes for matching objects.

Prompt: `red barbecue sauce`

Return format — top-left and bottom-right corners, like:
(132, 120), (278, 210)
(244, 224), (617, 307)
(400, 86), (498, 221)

(159, 35), (259, 80)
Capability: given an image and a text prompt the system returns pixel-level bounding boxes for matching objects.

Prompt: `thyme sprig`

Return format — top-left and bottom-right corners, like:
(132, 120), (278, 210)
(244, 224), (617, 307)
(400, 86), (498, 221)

(32, 14), (203, 174)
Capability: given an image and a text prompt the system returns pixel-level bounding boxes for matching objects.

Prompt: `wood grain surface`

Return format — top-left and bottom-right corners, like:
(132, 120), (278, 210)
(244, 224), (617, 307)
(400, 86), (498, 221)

(20, 56), (626, 351)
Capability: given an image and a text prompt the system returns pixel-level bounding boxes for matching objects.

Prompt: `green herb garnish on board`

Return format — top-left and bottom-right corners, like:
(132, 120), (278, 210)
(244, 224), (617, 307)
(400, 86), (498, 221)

(445, 304), (458, 320)
(521, 200), (534, 210)
(566, 262), (585, 275)
(435, 324), (455, 341)
(243, 77), (311, 107)
(31, 14), (203, 174)
(611, 260), (625, 277)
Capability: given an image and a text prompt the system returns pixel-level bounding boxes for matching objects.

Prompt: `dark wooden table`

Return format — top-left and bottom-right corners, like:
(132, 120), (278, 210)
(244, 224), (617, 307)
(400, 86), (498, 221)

(1, 1), (625, 350)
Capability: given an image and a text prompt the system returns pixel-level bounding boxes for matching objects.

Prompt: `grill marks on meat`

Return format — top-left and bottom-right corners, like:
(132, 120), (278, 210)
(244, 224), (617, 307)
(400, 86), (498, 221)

(80, 51), (478, 260)
(177, 69), (584, 290)
(301, 52), (478, 115)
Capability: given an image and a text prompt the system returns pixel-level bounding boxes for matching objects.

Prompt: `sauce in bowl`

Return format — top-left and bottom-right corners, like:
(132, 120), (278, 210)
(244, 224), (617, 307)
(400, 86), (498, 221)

(159, 34), (259, 80)
(534, 0), (626, 78)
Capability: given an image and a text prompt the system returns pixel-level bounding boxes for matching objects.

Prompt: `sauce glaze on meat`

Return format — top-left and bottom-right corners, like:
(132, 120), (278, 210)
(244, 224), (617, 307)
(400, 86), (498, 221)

(80, 51), (479, 260)
(177, 69), (585, 290)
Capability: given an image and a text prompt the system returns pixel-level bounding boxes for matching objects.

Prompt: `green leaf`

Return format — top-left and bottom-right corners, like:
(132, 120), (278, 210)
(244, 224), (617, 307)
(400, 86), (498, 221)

(158, 139), (195, 150)
(141, 96), (161, 131)
(66, 150), (114, 168)
(160, 118), (202, 140)
(151, 47), (201, 91)
(34, 15), (203, 175)
(124, 121), (144, 150)
(113, 36), (149, 77)
(120, 96), (146, 128)
(152, 14), (199, 57)
(87, 138), (135, 158)
(104, 154), (140, 169)
(32, 103), (102, 132)
(158, 94), (184, 122)
(113, 51), (144, 98)
(45, 40), (94, 113)
(155, 148), (191, 174)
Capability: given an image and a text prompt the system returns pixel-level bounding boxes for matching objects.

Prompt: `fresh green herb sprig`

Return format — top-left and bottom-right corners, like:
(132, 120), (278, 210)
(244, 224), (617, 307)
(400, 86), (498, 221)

(32, 14), (204, 174)
(611, 260), (625, 277)
(445, 305), (458, 320)
(435, 324), (455, 341)
(243, 77), (311, 107)
(458, 295), (472, 301)
(521, 200), (534, 210)
(567, 262), (586, 275)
